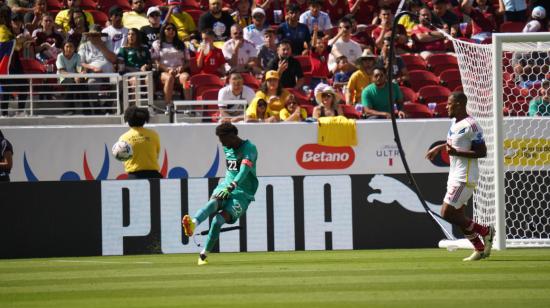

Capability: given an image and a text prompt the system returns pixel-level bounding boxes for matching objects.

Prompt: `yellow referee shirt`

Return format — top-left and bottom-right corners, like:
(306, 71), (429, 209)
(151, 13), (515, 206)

(119, 127), (160, 173)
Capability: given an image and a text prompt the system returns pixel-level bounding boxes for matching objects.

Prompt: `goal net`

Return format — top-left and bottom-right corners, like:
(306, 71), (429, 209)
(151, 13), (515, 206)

(446, 33), (550, 249)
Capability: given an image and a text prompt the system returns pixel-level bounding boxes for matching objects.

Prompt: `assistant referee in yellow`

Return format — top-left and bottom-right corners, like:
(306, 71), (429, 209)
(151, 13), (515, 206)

(119, 106), (162, 179)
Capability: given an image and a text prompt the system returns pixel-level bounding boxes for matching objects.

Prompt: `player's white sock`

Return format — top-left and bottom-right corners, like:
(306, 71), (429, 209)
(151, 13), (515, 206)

(192, 218), (198, 226)
(200, 249), (207, 256)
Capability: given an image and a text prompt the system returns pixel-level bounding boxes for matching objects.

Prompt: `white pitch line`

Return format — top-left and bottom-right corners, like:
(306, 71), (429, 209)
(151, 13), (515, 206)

(52, 260), (153, 264)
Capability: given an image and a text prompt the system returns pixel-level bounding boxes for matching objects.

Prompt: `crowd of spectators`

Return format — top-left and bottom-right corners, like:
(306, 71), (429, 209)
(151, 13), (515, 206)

(0, 0), (549, 120)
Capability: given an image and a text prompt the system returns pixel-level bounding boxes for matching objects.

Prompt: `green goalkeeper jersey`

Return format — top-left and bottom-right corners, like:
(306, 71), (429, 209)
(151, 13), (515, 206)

(218, 140), (259, 201)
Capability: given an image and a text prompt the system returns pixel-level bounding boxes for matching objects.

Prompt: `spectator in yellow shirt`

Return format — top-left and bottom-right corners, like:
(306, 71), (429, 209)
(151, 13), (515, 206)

(165, 0), (196, 41)
(122, 0), (149, 30)
(54, 0), (94, 33)
(247, 70), (290, 117)
(345, 49), (375, 105)
(279, 94), (307, 121)
(245, 98), (277, 122)
(118, 106), (162, 179)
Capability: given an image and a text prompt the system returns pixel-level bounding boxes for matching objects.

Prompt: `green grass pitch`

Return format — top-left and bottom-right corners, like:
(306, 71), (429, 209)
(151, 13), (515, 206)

(1, 249), (549, 308)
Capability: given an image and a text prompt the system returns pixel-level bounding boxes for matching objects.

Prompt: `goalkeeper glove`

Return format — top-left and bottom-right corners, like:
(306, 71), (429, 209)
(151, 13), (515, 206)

(215, 181), (237, 200)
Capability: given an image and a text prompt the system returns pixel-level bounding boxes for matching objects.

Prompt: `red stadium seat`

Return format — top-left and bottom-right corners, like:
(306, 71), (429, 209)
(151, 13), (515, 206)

(408, 70), (439, 92)
(439, 68), (462, 91)
(299, 104), (314, 117)
(506, 98), (529, 116)
(454, 85), (463, 92)
(189, 56), (200, 75)
(294, 55), (312, 73)
(403, 102), (433, 118)
(198, 88), (219, 100)
(98, 0), (131, 11)
(180, 0), (201, 9)
(20, 59), (46, 74)
(145, 0), (163, 6)
(426, 54), (459, 75)
(190, 73), (224, 99)
(341, 104), (361, 119)
(434, 102), (448, 117)
(286, 88), (310, 105)
(418, 85), (451, 104)
(499, 21), (525, 33)
(85, 10), (109, 27)
(400, 86), (417, 103)
(241, 73), (260, 89)
(400, 53), (427, 71)
(80, 0), (99, 10)
(46, 0), (63, 10)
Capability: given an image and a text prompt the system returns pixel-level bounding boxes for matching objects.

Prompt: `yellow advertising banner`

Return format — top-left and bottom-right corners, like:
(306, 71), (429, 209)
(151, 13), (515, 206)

(504, 138), (550, 166)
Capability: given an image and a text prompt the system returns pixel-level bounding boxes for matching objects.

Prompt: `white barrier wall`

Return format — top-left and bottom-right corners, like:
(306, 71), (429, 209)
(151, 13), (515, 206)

(2, 119), (549, 182)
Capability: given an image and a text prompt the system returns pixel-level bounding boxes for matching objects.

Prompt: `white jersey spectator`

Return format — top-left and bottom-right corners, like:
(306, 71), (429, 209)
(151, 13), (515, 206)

(102, 25), (128, 54)
(327, 38), (362, 72)
(299, 0), (332, 33)
(244, 7), (269, 51)
(222, 24), (258, 72)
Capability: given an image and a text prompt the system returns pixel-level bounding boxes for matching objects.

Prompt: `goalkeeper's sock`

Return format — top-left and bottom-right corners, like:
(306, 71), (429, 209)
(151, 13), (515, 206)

(466, 219), (489, 237)
(204, 214), (225, 253)
(194, 199), (220, 225)
(465, 233), (485, 252)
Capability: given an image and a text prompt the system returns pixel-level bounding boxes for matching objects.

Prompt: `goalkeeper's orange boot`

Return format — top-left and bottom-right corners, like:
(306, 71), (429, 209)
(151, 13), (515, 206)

(482, 226), (496, 258)
(182, 215), (195, 237)
(463, 250), (485, 261)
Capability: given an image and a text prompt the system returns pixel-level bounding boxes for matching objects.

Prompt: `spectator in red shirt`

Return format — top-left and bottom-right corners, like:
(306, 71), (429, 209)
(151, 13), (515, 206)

(371, 6), (408, 54)
(323, 0), (350, 25)
(308, 24), (330, 89)
(347, 14), (375, 51)
(460, 0), (496, 43)
(196, 29), (226, 76)
(411, 7), (447, 60)
(349, 0), (376, 25)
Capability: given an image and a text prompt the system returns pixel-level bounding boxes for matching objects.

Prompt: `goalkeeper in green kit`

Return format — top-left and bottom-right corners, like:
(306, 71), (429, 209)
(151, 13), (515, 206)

(182, 122), (259, 265)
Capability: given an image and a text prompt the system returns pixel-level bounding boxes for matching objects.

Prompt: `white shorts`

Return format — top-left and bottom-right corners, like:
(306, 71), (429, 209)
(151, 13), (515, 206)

(444, 181), (475, 208)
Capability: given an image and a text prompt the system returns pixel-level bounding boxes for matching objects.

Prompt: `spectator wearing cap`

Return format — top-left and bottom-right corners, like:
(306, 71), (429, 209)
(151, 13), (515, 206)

(78, 24), (118, 114)
(140, 6), (162, 48)
(122, 0), (149, 30)
(299, 0), (332, 34)
(244, 7), (268, 51)
(54, 0), (95, 33)
(222, 23), (259, 73)
(198, 0), (234, 42)
(523, 6), (547, 32)
(327, 17), (361, 73)
(248, 70), (290, 117)
(102, 6), (128, 54)
(312, 83), (344, 119)
(411, 7), (447, 60)
(232, 0), (252, 28)
(196, 29), (225, 76)
(165, 0), (196, 41)
(498, 0), (527, 22)
(277, 3), (311, 55)
(256, 0), (285, 26)
(323, 0), (349, 25)
(218, 70), (256, 122)
(345, 48), (375, 105)
(267, 39), (304, 89)
(0, 130), (13, 182)
(361, 66), (405, 119)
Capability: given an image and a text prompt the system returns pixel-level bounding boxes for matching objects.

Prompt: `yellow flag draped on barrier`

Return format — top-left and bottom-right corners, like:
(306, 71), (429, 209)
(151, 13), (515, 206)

(317, 116), (357, 147)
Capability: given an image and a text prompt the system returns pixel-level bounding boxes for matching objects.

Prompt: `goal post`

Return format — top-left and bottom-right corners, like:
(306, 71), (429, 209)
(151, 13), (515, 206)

(442, 32), (550, 250)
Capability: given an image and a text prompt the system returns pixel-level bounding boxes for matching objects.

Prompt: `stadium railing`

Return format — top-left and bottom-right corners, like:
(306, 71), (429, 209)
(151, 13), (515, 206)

(0, 71), (153, 117)
(172, 99), (247, 123)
